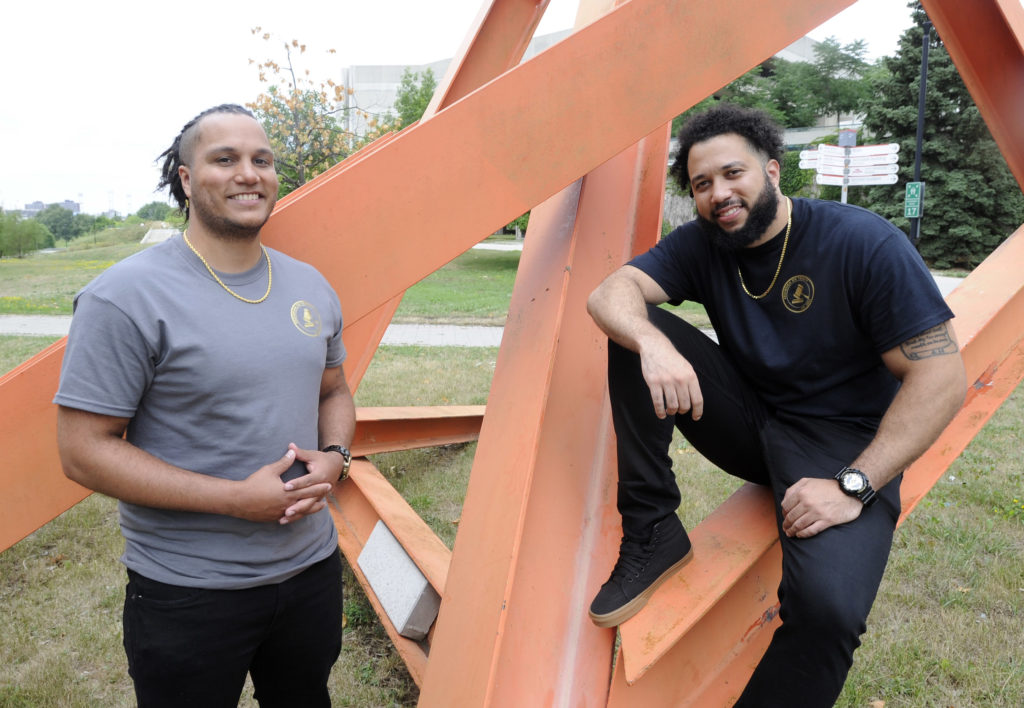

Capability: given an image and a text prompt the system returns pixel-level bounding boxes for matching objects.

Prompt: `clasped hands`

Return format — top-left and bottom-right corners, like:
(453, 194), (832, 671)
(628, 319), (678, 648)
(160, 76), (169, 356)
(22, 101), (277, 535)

(236, 443), (346, 525)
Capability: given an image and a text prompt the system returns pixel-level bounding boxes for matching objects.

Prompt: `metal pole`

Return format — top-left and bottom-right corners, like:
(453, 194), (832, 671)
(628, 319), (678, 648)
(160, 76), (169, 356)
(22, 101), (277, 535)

(909, 21), (932, 243)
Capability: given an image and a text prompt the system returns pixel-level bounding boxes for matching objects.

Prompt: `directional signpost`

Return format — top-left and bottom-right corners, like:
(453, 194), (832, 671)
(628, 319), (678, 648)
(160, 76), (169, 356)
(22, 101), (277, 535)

(798, 142), (901, 204)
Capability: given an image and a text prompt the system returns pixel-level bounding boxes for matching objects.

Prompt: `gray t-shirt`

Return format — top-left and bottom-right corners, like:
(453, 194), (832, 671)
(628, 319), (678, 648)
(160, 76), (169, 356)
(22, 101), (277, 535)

(54, 235), (345, 589)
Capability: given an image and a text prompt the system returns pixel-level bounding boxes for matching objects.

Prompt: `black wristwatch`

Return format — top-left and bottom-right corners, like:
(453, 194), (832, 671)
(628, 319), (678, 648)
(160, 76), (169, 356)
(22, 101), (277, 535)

(834, 466), (878, 507)
(321, 445), (352, 481)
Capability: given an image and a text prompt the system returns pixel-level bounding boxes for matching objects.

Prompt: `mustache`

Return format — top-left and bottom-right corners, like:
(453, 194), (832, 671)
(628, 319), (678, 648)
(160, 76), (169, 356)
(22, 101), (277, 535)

(714, 198), (743, 212)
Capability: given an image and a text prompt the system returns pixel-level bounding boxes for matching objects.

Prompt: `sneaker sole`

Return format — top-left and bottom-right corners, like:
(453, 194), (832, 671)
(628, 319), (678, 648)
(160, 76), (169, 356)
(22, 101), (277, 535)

(588, 548), (694, 628)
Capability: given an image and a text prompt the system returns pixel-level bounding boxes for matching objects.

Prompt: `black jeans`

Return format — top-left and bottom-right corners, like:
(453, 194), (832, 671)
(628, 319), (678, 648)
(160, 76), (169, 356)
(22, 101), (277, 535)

(607, 306), (901, 708)
(123, 547), (343, 708)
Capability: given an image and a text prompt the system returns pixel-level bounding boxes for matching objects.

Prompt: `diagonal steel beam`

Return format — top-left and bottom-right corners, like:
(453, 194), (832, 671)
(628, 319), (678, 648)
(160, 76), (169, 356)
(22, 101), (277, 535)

(920, 0), (1024, 189)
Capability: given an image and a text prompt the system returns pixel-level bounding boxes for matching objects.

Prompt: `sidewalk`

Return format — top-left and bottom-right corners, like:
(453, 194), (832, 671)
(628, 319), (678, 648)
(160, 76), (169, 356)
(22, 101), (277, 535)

(0, 315), (504, 347)
(0, 274), (963, 345)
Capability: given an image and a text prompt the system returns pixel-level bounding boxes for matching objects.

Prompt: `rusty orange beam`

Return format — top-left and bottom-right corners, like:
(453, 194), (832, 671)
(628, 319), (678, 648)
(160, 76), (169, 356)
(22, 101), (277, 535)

(421, 1), (860, 703)
(418, 10), (666, 703)
(0, 0), (854, 556)
(920, 0), (1024, 190)
(257, 0), (858, 330)
(425, 0), (552, 117)
(419, 122), (672, 704)
(0, 395), (479, 554)
(350, 405), (484, 457)
(0, 339), (88, 553)
(611, 230), (1024, 702)
(328, 459), (452, 686)
(334, 0), (555, 392)
(610, 0), (1024, 695)
(900, 224), (1024, 519)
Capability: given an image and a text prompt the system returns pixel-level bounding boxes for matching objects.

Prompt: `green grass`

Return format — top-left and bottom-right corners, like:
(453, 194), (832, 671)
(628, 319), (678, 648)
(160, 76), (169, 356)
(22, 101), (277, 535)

(838, 390), (1024, 707)
(393, 248), (521, 325)
(2, 227), (1020, 707)
(0, 336), (61, 376)
(0, 225), (150, 315)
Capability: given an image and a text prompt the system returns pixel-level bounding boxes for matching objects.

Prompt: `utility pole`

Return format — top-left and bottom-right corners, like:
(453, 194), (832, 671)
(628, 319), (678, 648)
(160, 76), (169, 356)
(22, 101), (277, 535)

(907, 21), (932, 244)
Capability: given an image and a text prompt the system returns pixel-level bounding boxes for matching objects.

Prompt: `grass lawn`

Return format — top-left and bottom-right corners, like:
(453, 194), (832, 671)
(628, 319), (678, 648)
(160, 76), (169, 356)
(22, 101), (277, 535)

(0, 225), (151, 315)
(392, 248), (521, 325)
(1, 228), (1021, 706)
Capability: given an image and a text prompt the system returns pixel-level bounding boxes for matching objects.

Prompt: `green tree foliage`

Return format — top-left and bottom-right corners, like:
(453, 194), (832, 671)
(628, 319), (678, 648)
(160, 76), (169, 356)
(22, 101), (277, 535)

(137, 201), (173, 220)
(860, 4), (1024, 268)
(34, 204), (77, 246)
(672, 39), (871, 137)
(779, 150), (815, 196)
(808, 37), (871, 129)
(0, 209), (53, 257)
(247, 29), (368, 197)
(391, 68), (438, 130)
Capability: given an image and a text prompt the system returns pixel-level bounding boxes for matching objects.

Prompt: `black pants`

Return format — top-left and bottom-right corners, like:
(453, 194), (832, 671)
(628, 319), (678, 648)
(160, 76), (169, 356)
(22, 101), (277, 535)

(608, 306), (901, 707)
(123, 547), (343, 708)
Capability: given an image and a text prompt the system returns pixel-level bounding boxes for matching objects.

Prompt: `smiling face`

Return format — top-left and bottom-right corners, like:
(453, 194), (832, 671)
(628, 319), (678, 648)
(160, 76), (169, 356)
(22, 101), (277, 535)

(687, 133), (785, 250)
(178, 112), (278, 240)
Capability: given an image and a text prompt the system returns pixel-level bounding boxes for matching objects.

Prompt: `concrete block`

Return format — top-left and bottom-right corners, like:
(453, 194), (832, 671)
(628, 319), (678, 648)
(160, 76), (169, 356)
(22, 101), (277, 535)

(357, 520), (440, 640)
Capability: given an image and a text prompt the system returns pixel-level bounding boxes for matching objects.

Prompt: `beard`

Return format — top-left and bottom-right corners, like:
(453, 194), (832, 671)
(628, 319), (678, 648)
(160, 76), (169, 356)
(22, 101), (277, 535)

(188, 192), (275, 242)
(696, 177), (779, 252)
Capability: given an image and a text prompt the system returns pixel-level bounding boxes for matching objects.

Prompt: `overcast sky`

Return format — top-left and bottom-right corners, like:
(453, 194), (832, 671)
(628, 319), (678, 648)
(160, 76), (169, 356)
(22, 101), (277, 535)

(1, 0), (919, 216)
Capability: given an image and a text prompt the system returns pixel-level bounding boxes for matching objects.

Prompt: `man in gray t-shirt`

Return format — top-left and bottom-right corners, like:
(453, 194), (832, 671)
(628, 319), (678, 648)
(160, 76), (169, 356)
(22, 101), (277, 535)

(55, 104), (355, 707)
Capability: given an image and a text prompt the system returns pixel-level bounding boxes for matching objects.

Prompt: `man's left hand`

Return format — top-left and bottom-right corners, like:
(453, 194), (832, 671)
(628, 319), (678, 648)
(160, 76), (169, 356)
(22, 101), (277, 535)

(279, 442), (346, 524)
(781, 477), (863, 538)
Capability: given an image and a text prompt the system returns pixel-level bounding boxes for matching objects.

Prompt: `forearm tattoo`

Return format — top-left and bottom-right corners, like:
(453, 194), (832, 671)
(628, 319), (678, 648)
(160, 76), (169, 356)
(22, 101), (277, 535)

(900, 322), (959, 360)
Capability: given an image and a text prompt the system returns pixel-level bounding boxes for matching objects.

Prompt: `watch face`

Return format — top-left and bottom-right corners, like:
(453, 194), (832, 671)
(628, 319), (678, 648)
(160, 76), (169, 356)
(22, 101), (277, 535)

(841, 471), (867, 493)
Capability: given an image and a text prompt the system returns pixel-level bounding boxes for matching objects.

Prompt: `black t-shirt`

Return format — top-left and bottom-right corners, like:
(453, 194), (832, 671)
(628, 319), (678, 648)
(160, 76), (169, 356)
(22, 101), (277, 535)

(630, 198), (954, 425)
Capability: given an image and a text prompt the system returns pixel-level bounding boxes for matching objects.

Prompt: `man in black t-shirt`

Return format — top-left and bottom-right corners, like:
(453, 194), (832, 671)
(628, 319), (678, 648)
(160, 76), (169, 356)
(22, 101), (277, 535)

(586, 104), (966, 706)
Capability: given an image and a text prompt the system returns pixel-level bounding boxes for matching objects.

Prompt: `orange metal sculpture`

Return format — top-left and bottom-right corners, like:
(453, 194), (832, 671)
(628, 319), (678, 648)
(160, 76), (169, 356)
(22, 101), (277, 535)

(2, 0), (1022, 704)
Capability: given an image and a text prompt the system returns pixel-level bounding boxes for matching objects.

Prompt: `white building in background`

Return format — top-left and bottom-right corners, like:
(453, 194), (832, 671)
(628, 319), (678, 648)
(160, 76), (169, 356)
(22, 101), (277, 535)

(339, 31), (571, 137)
(338, 30), (860, 230)
(338, 31), (855, 147)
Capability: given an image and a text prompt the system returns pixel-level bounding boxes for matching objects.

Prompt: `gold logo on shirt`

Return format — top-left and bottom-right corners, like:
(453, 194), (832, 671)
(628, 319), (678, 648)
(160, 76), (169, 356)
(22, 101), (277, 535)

(782, 275), (814, 313)
(290, 300), (322, 337)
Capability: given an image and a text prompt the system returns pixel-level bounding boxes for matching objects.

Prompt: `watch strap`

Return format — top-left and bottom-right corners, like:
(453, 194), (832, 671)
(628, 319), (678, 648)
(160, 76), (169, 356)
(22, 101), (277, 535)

(321, 445), (352, 481)
(834, 466), (878, 507)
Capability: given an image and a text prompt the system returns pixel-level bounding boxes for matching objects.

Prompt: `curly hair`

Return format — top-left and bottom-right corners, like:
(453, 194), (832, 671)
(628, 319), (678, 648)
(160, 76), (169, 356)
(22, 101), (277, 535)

(156, 104), (256, 221)
(669, 103), (785, 192)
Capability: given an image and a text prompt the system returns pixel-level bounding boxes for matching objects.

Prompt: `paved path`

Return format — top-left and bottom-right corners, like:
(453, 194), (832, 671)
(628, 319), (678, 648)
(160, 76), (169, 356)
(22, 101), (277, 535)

(0, 274), (963, 346)
(0, 315), (506, 347)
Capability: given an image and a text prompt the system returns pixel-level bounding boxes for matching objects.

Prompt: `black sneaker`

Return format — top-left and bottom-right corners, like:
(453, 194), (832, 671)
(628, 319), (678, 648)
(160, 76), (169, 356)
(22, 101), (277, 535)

(588, 514), (693, 628)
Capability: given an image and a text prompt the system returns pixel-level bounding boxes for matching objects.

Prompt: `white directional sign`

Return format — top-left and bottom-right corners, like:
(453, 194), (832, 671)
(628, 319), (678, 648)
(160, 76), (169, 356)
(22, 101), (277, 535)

(801, 143), (902, 199)
(811, 144), (848, 157)
(799, 156), (899, 170)
(816, 173), (899, 186)
(846, 143), (900, 156)
(814, 164), (900, 177)
(800, 143), (899, 160)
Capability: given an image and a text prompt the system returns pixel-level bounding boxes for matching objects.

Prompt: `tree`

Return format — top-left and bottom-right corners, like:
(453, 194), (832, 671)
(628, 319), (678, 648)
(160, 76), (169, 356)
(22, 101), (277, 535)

(808, 37), (872, 129)
(391, 68), (438, 129)
(137, 201), (173, 220)
(0, 209), (52, 257)
(859, 3), (1024, 268)
(247, 29), (356, 197)
(34, 204), (77, 246)
(671, 36), (871, 140)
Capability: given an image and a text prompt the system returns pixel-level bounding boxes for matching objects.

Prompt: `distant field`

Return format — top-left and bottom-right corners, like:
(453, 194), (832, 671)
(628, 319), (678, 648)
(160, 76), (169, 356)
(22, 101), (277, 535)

(0, 224), (150, 314)
(1, 225), (1020, 707)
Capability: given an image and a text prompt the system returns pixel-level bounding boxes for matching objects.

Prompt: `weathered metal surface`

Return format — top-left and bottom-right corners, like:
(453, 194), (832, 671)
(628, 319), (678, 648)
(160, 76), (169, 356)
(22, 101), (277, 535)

(2, 0), (1022, 705)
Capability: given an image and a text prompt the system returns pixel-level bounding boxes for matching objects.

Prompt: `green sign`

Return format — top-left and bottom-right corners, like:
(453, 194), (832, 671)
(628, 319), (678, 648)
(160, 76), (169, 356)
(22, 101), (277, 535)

(904, 181), (924, 219)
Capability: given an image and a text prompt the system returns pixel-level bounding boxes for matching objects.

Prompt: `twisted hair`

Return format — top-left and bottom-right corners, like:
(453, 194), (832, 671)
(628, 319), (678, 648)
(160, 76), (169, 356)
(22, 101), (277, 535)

(156, 104), (256, 220)
(669, 103), (785, 192)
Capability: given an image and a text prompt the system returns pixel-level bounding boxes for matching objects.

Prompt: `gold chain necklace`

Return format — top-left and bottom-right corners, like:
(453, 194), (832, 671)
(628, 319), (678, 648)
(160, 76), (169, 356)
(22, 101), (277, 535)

(738, 197), (791, 300)
(183, 230), (272, 304)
